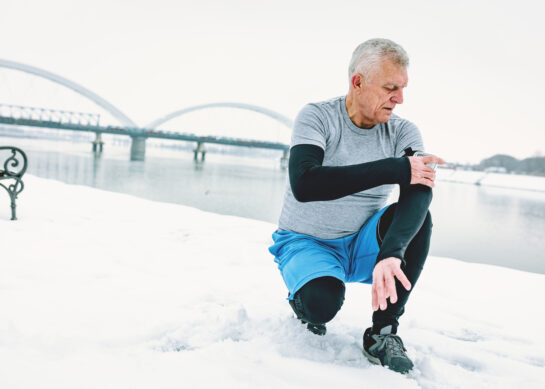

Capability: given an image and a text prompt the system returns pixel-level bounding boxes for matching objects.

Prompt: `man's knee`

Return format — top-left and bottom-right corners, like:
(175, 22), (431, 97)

(378, 204), (432, 243)
(290, 276), (345, 325)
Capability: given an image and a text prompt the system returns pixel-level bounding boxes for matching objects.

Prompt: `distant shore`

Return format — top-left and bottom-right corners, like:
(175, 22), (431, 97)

(437, 167), (545, 192)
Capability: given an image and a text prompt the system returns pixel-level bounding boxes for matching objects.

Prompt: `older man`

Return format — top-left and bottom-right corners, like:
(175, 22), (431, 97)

(269, 38), (444, 373)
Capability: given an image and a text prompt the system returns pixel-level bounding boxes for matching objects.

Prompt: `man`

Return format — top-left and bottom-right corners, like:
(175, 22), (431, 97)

(268, 38), (445, 374)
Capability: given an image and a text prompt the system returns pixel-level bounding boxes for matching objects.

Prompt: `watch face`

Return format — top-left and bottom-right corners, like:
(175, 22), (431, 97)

(414, 152), (437, 171)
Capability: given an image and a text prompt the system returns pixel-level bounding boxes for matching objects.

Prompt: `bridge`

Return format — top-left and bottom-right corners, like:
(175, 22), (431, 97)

(0, 59), (292, 164)
(0, 104), (291, 162)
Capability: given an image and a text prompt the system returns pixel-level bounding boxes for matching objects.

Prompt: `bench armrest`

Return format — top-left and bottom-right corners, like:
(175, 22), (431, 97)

(0, 146), (28, 177)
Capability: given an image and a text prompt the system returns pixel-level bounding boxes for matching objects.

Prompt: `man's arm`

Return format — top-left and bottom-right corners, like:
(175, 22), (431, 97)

(288, 144), (411, 202)
(289, 143), (438, 266)
(371, 153), (445, 312)
(376, 183), (433, 266)
(371, 182), (433, 311)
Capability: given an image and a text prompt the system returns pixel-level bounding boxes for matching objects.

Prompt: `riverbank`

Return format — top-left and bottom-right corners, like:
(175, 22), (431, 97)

(437, 168), (545, 192)
(1, 175), (544, 388)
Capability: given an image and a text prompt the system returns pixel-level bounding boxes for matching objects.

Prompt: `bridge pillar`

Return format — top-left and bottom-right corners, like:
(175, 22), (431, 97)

(194, 142), (206, 162)
(130, 136), (146, 161)
(92, 132), (104, 153)
(280, 149), (289, 169)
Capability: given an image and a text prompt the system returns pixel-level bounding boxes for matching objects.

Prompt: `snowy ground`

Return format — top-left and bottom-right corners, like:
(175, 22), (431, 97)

(1, 175), (544, 389)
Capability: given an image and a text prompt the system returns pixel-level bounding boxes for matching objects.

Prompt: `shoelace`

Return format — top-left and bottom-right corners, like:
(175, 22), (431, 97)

(377, 334), (407, 357)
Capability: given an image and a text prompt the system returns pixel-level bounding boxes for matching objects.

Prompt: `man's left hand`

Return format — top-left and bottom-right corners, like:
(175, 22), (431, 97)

(372, 257), (412, 311)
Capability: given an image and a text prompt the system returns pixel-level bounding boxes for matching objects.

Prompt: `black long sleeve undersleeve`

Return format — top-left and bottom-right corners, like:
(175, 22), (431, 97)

(288, 144), (411, 202)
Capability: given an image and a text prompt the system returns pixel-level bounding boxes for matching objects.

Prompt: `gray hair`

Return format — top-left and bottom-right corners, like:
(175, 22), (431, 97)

(348, 38), (409, 84)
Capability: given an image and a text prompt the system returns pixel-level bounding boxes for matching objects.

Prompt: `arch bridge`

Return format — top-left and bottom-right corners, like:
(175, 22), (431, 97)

(0, 59), (292, 163)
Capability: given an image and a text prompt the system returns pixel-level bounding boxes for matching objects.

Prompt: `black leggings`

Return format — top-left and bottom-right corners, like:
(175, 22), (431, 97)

(288, 203), (432, 333)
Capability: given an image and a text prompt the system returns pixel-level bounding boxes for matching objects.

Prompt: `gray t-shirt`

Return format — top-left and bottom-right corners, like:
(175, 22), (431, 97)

(278, 96), (424, 239)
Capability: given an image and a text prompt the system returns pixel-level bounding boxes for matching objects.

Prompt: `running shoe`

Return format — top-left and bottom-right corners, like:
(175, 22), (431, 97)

(363, 325), (414, 373)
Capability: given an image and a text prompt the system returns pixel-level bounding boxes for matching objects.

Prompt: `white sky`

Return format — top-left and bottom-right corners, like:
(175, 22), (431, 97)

(1, 0), (544, 163)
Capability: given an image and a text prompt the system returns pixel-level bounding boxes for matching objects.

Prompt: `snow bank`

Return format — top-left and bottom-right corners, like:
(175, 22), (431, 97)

(1, 176), (544, 388)
(438, 169), (545, 192)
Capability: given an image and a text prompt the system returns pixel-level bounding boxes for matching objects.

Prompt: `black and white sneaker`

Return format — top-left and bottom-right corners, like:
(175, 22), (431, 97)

(363, 325), (414, 373)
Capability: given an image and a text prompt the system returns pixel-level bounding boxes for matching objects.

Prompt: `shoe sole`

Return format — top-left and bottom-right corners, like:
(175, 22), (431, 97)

(362, 348), (382, 365)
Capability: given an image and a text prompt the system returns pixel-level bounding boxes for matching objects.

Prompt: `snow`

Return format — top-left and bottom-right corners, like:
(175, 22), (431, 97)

(437, 168), (545, 192)
(1, 175), (544, 389)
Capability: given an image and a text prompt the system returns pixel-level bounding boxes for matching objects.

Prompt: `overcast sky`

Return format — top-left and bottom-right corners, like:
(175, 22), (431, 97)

(1, 0), (544, 163)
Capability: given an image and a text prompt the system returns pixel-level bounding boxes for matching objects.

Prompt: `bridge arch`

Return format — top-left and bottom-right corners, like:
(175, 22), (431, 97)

(0, 58), (136, 127)
(146, 102), (293, 130)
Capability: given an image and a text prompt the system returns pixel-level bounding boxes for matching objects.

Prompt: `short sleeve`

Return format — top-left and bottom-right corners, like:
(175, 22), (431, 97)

(291, 103), (328, 150)
(394, 119), (425, 157)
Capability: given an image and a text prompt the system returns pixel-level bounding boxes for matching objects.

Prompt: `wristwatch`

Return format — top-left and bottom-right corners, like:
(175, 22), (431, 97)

(413, 151), (437, 171)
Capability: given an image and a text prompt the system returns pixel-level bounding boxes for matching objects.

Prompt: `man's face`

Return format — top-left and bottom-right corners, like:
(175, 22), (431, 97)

(355, 59), (408, 127)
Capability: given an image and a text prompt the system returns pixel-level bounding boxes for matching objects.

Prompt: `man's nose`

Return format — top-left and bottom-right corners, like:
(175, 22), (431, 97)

(391, 89), (404, 104)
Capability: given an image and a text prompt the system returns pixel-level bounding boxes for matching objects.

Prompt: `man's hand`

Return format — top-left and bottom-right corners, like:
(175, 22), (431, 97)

(372, 257), (412, 311)
(407, 155), (445, 188)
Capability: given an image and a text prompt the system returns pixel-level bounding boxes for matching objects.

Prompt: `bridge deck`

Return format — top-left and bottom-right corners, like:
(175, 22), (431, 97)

(0, 116), (289, 151)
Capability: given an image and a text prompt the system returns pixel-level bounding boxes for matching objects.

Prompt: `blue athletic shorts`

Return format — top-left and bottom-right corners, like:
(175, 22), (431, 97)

(268, 205), (391, 300)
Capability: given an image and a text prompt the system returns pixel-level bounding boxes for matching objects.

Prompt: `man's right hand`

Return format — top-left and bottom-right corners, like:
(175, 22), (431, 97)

(407, 155), (445, 188)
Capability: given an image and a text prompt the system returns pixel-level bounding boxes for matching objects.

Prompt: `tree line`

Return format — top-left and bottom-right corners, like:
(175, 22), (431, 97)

(477, 154), (545, 176)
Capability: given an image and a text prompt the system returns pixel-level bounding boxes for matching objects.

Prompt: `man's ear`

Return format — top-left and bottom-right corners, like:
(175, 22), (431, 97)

(351, 73), (364, 91)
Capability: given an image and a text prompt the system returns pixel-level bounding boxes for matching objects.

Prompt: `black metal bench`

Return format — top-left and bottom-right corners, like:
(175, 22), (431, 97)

(0, 146), (28, 220)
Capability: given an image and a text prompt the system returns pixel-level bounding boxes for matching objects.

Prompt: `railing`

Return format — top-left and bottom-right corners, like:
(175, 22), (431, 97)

(0, 104), (100, 127)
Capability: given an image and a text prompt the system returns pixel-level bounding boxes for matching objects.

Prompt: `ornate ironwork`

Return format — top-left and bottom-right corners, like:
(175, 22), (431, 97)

(0, 146), (28, 220)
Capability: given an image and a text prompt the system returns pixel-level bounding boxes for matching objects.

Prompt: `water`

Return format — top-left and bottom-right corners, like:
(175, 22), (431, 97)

(3, 136), (545, 274)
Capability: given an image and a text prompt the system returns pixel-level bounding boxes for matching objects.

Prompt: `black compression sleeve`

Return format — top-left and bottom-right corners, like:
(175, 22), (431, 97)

(376, 183), (433, 266)
(288, 144), (411, 202)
